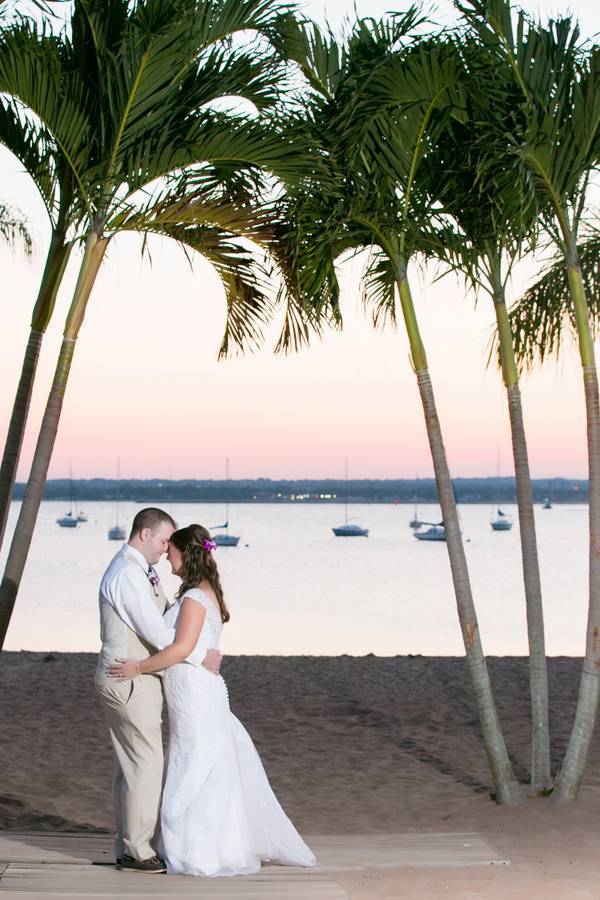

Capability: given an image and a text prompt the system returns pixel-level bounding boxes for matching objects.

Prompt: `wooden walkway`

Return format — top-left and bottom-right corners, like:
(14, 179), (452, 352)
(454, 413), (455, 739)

(0, 832), (508, 898)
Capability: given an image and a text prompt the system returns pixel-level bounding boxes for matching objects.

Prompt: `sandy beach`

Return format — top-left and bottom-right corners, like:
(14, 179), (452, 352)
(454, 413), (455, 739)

(1, 652), (599, 897)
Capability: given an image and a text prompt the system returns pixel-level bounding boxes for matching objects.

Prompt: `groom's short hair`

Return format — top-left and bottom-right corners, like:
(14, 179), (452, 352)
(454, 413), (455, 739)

(130, 507), (176, 539)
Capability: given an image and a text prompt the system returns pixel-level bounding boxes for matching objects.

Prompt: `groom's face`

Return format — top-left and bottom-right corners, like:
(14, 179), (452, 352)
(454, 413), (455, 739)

(141, 521), (175, 565)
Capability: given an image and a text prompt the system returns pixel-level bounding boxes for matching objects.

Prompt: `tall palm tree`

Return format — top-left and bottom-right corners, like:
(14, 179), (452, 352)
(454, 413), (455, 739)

(461, 0), (600, 805)
(0, 0), (316, 650)
(422, 36), (551, 791)
(274, 14), (523, 803)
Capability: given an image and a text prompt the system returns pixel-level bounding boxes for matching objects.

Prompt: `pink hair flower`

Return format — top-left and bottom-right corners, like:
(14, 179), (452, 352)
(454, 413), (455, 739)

(203, 539), (217, 552)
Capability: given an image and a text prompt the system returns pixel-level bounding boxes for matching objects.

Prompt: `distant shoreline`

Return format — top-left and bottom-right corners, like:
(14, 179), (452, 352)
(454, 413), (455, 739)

(13, 476), (588, 505)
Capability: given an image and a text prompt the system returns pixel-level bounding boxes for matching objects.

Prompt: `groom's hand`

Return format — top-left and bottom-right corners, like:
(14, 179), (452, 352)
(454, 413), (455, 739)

(202, 648), (222, 674)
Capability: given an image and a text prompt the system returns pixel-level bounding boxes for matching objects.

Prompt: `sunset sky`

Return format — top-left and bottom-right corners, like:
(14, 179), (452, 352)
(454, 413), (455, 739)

(0, 0), (598, 482)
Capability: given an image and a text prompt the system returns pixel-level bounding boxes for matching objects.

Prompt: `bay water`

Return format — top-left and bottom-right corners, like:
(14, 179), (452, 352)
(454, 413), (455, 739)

(1, 501), (587, 657)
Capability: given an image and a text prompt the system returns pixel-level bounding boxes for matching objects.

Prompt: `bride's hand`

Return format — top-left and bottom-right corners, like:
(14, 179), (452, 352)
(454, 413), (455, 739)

(203, 648), (222, 675)
(108, 658), (139, 681)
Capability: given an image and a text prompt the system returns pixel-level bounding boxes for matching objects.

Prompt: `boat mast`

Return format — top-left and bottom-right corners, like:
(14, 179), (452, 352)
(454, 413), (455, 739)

(116, 457), (121, 527)
(225, 457), (230, 534)
(344, 456), (348, 525)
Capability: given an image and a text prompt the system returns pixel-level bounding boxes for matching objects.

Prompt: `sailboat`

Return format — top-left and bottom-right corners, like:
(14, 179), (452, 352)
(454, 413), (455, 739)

(57, 462), (78, 528)
(491, 508), (512, 531)
(108, 459), (126, 541)
(409, 471), (422, 529)
(75, 484), (87, 522)
(490, 453), (512, 531)
(212, 458), (240, 547)
(332, 458), (369, 536)
(414, 522), (446, 541)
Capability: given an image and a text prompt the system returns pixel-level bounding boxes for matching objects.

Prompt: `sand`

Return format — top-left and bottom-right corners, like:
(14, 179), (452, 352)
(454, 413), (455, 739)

(1, 652), (599, 897)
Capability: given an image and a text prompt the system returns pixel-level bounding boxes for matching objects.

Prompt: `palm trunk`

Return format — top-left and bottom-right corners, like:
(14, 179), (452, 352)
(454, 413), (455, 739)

(396, 271), (523, 804)
(0, 233), (107, 651)
(0, 234), (72, 552)
(491, 264), (551, 792)
(549, 257), (600, 805)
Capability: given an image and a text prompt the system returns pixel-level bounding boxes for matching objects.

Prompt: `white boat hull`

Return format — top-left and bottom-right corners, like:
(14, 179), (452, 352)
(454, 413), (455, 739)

(414, 526), (446, 542)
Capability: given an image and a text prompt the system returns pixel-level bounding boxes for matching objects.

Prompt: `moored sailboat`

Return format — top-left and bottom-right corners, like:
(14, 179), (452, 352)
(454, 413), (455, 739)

(212, 458), (240, 547)
(108, 459), (126, 541)
(332, 458), (369, 536)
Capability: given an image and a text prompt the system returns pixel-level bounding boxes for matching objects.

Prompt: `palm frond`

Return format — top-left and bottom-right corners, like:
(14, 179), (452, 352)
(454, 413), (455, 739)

(0, 202), (33, 257)
(0, 97), (58, 222)
(509, 234), (600, 368)
(361, 248), (398, 328)
(153, 222), (273, 358)
(0, 19), (92, 213)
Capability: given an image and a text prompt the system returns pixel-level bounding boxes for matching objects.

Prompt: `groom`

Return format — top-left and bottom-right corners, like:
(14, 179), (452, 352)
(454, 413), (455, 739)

(95, 507), (221, 873)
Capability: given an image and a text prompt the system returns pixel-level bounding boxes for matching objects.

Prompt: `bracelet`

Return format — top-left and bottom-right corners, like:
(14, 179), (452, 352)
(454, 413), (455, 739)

(135, 660), (141, 679)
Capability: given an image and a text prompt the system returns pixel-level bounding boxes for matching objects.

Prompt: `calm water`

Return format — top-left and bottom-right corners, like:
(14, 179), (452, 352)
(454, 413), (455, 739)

(0, 501), (589, 656)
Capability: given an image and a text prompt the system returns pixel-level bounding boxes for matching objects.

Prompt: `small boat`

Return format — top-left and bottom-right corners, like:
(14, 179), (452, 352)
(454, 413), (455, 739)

(212, 458), (240, 547)
(414, 523), (446, 541)
(57, 463), (78, 527)
(332, 523), (369, 537)
(490, 451), (513, 530)
(491, 508), (512, 531)
(57, 512), (78, 528)
(108, 458), (126, 541)
(543, 497), (552, 509)
(332, 457), (369, 537)
(213, 527), (240, 547)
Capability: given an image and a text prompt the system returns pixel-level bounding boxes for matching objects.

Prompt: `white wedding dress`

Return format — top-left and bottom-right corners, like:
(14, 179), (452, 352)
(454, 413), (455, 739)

(159, 588), (316, 876)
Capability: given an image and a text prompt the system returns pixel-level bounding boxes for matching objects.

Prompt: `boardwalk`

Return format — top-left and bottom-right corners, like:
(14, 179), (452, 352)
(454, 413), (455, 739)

(0, 831), (508, 898)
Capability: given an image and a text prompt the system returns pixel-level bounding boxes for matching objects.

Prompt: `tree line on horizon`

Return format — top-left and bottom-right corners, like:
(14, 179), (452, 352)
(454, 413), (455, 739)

(11, 476), (590, 504)
(0, 0), (598, 809)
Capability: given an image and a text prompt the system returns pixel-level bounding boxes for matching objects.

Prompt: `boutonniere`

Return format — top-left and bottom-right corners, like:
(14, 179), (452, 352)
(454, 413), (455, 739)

(147, 568), (160, 597)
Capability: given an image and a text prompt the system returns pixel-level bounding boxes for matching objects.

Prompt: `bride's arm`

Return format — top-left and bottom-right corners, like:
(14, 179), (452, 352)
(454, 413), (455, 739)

(108, 598), (205, 680)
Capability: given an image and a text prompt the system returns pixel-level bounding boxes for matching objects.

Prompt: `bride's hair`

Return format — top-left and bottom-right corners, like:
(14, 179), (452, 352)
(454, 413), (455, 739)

(170, 524), (230, 623)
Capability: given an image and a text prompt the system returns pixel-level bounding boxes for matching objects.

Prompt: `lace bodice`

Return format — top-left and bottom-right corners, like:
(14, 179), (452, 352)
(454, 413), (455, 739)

(163, 587), (222, 657)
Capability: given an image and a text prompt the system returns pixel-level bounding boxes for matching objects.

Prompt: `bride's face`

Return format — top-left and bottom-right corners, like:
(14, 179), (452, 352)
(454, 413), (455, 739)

(167, 542), (183, 576)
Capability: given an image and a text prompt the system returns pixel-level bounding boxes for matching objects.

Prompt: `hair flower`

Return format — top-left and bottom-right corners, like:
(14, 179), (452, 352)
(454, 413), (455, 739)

(203, 539), (217, 552)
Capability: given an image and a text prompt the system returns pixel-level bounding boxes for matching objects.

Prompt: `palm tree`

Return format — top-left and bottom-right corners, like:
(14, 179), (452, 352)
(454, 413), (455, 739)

(0, 0), (316, 650)
(422, 36), (551, 791)
(461, 0), (600, 805)
(274, 14), (523, 803)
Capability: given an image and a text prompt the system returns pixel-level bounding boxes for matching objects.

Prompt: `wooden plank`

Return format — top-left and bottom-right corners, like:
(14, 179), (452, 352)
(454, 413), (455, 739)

(0, 863), (346, 898)
(0, 834), (113, 866)
(312, 833), (509, 870)
(0, 831), (508, 870)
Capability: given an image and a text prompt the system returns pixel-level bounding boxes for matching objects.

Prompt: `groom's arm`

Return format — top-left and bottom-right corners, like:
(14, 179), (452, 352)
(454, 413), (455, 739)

(105, 566), (208, 666)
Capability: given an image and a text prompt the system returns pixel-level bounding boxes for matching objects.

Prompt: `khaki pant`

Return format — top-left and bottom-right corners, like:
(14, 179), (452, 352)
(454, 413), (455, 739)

(95, 672), (164, 861)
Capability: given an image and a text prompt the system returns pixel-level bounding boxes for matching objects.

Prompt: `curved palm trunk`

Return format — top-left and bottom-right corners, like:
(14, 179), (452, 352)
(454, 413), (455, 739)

(0, 233), (107, 651)
(491, 268), (551, 792)
(397, 272), (523, 804)
(550, 258), (600, 805)
(0, 234), (72, 553)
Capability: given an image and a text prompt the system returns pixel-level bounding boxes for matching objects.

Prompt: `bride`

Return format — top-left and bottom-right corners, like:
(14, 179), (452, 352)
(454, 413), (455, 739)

(109, 523), (315, 877)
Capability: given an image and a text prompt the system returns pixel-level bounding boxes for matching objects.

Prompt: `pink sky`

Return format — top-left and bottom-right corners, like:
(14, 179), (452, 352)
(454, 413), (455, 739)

(0, 0), (597, 482)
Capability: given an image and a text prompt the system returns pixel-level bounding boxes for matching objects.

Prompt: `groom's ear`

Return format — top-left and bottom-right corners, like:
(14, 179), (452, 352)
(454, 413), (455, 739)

(139, 527), (151, 543)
